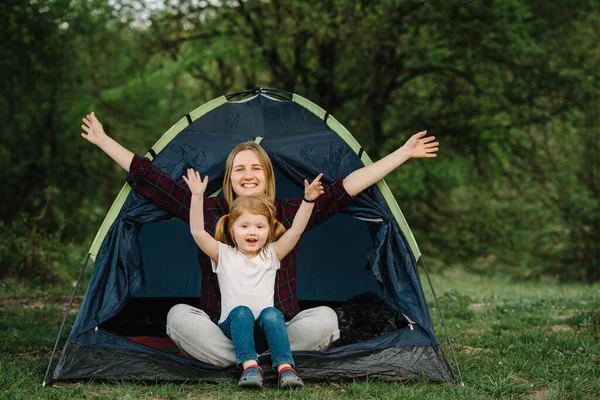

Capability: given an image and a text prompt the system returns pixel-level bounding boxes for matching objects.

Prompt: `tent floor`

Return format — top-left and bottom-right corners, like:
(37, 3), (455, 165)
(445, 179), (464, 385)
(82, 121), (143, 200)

(101, 298), (346, 337)
(101, 295), (409, 352)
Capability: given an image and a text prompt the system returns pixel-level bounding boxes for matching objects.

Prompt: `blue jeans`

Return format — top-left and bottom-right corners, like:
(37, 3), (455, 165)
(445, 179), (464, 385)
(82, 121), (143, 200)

(219, 306), (294, 368)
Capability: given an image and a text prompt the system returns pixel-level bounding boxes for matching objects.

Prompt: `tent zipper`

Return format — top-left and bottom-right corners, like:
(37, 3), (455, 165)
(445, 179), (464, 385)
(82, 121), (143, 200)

(402, 314), (416, 332)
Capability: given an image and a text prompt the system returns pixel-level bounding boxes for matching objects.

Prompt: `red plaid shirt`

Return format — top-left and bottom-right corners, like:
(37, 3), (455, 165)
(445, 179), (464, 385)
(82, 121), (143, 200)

(128, 155), (353, 322)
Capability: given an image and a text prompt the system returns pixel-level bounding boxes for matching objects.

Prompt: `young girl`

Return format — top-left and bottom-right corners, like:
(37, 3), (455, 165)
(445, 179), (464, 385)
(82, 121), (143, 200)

(182, 168), (325, 389)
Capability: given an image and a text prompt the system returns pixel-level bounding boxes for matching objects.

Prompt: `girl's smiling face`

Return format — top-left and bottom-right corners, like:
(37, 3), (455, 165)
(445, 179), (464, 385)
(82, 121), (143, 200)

(231, 211), (269, 258)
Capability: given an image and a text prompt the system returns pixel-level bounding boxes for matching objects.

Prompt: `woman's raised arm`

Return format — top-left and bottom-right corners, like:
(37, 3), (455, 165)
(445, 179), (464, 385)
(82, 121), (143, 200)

(342, 131), (438, 197)
(81, 112), (134, 171)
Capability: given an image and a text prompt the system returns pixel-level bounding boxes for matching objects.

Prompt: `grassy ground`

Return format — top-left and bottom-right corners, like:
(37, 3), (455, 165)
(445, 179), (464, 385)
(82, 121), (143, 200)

(1, 269), (598, 400)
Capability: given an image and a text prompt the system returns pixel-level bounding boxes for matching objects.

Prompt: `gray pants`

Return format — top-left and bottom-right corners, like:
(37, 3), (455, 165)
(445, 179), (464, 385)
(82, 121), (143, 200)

(166, 304), (340, 366)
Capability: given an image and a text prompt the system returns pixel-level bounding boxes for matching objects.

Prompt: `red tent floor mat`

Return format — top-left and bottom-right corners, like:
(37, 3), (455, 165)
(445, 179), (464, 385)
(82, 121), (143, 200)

(126, 336), (186, 357)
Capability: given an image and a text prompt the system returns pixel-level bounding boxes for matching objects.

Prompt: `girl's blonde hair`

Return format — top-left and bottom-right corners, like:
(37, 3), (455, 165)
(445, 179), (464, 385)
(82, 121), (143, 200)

(222, 142), (276, 205)
(215, 193), (286, 253)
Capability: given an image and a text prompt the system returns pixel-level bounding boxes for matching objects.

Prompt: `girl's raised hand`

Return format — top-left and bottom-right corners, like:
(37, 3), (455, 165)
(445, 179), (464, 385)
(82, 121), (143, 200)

(403, 131), (439, 158)
(304, 173), (325, 202)
(182, 168), (208, 197)
(80, 112), (107, 146)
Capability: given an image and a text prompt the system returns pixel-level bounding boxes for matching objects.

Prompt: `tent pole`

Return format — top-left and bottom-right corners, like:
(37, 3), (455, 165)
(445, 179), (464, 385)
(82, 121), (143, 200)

(42, 253), (91, 387)
(419, 256), (464, 386)
(225, 87), (293, 101)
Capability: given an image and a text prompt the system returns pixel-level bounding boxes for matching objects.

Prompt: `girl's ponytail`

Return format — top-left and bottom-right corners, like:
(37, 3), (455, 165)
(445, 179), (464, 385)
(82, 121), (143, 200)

(215, 214), (234, 247)
(271, 220), (286, 242)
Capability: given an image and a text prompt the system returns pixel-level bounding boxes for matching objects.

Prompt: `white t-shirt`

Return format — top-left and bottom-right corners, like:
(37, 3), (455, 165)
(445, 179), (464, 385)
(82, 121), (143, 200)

(211, 242), (281, 324)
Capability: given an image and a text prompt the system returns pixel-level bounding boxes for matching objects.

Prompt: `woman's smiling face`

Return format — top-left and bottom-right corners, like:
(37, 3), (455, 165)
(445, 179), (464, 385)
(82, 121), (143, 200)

(230, 150), (267, 198)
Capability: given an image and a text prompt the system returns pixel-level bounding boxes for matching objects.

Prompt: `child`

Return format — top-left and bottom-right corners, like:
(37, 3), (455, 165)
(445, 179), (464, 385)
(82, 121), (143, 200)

(182, 168), (325, 389)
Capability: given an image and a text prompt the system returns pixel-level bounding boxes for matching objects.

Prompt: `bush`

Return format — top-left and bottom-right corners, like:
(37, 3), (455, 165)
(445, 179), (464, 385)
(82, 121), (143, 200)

(0, 215), (85, 284)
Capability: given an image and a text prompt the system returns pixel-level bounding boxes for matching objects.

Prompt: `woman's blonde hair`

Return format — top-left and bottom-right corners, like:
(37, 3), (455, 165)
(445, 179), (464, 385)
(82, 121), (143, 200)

(222, 142), (276, 205)
(215, 193), (286, 253)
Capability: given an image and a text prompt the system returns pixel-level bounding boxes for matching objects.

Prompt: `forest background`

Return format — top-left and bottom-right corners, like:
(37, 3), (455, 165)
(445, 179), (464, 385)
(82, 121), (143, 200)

(1, 0), (598, 286)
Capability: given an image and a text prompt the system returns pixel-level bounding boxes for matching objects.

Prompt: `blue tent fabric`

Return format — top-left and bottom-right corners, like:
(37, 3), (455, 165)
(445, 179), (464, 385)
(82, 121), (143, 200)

(53, 92), (453, 383)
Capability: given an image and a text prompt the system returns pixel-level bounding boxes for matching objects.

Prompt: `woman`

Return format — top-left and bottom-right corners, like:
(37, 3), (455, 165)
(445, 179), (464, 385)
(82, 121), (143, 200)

(81, 111), (438, 366)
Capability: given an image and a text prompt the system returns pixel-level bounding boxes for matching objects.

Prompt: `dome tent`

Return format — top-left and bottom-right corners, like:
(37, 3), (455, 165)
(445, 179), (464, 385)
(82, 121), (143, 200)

(45, 88), (459, 385)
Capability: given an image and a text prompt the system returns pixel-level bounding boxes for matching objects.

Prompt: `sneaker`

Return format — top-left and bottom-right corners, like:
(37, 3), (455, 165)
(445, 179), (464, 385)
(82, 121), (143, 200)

(278, 366), (304, 389)
(238, 365), (263, 389)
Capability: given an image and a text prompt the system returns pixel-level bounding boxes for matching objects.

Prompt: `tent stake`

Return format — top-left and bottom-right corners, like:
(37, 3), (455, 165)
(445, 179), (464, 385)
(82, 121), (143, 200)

(42, 253), (91, 387)
(419, 256), (465, 386)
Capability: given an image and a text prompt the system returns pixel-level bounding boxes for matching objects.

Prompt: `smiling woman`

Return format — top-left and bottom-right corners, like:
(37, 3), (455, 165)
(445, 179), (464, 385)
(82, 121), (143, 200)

(131, 141), (343, 368)
(222, 143), (274, 204)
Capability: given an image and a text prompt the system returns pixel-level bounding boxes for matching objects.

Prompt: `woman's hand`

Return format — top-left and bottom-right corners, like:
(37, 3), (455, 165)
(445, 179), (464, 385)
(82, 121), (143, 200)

(304, 173), (325, 201)
(403, 131), (439, 158)
(81, 112), (107, 146)
(182, 168), (208, 197)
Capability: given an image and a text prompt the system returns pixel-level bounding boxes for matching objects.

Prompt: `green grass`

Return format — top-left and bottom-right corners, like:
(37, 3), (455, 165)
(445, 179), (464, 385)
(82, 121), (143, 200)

(1, 269), (598, 399)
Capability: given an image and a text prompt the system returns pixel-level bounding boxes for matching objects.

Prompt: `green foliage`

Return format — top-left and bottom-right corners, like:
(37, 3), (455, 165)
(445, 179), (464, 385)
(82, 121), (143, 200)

(0, 214), (86, 284)
(0, 0), (598, 282)
(377, 1), (600, 281)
